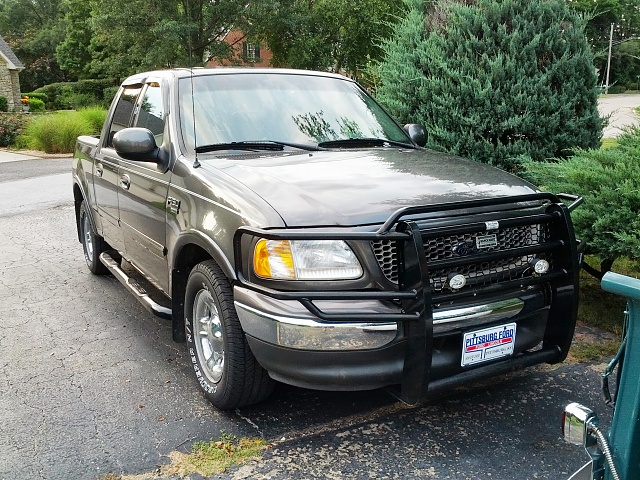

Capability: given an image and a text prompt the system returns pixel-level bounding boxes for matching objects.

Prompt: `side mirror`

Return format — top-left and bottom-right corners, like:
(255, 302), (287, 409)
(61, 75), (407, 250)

(113, 127), (160, 162)
(403, 124), (427, 147)
(563, 403), (598, 447)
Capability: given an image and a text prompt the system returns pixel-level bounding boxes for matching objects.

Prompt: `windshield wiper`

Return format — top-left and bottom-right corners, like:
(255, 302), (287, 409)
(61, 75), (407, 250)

(317, 138), (415, 149)
(195, 140), (322, 154)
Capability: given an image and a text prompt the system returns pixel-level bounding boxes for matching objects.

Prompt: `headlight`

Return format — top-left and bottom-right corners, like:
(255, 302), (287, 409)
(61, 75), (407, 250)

(253, 239), (363, 280)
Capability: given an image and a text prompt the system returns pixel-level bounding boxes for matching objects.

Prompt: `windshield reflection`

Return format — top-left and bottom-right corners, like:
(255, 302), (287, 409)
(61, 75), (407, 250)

(179, 73), (409, 153)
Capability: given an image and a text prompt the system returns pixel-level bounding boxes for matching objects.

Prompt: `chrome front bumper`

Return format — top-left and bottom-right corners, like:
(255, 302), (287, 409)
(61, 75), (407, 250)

(234, 286), (525, 351)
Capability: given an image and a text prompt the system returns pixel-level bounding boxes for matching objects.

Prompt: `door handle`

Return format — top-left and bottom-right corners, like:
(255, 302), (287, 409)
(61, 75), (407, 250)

(96, 163), (104, 177)
(120, 174), (131, 190)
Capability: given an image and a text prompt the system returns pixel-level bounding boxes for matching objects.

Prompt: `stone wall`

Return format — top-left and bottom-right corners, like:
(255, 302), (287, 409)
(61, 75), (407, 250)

(10, 70), (20, 109)
(0, 57), (21, 111)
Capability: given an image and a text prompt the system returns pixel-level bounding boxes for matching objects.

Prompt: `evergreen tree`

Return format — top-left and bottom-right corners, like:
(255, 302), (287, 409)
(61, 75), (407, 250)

(523, 127), (640, 277)
(376, 0), (603, 170)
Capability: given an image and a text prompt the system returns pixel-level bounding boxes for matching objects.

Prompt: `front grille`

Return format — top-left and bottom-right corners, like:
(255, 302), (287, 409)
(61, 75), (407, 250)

(371, 224), (551, 292)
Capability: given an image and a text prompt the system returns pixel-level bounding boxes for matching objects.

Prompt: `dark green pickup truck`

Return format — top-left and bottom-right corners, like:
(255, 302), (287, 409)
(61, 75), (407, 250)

(72, 68), (582, 409)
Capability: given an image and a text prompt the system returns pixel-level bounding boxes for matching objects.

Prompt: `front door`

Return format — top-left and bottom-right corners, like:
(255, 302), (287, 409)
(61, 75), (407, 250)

(118, 81), (171, 293)
(93, 84), (143, 254)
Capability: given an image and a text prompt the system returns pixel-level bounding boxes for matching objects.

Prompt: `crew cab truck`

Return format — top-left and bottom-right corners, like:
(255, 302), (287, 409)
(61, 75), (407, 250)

(72, 68), (582, 409)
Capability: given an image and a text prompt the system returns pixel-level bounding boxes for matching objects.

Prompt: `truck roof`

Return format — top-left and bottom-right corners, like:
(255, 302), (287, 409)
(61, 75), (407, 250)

(121, 67), (352, 86)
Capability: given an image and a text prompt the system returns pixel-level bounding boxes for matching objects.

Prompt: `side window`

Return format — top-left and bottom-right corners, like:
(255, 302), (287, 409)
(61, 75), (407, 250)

(107, 85), (142, 147)
(134, 83), (165, 146)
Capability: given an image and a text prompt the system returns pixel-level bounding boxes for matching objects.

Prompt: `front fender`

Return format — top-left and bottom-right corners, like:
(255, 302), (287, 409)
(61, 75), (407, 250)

(170, 229), (236, 281)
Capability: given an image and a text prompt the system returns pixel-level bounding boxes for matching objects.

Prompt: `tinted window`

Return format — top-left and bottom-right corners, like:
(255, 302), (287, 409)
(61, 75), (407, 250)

(107, 85), (142, 147)
(135, 83), (165, 145)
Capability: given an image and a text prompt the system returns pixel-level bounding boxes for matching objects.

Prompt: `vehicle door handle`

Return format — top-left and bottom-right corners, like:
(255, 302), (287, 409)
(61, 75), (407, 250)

(120, 174), (131, 190)
(96, 163), (104, 177)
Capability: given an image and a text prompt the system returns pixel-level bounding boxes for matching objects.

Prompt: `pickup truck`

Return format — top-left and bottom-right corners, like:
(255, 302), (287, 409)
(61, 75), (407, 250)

(72, 68), (582, 409)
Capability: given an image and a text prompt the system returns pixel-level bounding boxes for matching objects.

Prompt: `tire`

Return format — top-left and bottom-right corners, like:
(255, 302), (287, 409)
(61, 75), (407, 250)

(79, 200), (109, 275)
(185, 260), (274, 409)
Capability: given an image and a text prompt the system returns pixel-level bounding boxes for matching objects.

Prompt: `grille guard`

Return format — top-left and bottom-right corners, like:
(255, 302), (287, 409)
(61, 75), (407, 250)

(233, 192), (582, 403)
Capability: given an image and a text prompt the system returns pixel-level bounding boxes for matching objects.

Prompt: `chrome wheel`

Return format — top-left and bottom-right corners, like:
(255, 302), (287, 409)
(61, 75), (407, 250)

(193, 288), (224, 384)
(78, 200), (108, 275)
(185, 260), (275, 408)
(82, 213), (94, 260)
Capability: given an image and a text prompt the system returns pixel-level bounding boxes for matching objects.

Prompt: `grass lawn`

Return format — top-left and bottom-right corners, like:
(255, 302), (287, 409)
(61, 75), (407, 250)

(569, 256), (639, 362)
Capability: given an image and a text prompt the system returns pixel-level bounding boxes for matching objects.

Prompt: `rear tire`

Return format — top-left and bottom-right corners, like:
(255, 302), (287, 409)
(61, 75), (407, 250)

(79, 200), (109, 275)
(184, 260), (274, 409)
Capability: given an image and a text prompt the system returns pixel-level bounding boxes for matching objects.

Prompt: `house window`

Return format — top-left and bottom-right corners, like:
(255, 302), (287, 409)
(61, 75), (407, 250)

(243, 42), (261, 61)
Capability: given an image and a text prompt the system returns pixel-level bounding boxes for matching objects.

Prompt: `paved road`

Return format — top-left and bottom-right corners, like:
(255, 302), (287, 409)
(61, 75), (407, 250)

(0, 154), (614, 480)
(598, 94), (640, 137)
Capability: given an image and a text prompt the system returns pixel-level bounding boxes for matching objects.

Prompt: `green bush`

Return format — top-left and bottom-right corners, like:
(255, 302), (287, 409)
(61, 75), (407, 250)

(607, 85), (627, 94)
(0, 114), (26, 147)
(33, 79), (116, 110)
(22, 92), (48, 103)
(17, 110), (102, 153)
(522, 127), (640, 276)
(28, 98), (46, 112)
(102, 86), (120, 108)
(77, 107), (108, 133)
(0, 96), (7, 112)
(376, 0), (603, 171)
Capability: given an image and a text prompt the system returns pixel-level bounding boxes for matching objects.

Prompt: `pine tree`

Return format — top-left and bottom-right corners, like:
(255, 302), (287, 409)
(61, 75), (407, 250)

(376, 0), (603, 171)
(523, 127), (640, 277)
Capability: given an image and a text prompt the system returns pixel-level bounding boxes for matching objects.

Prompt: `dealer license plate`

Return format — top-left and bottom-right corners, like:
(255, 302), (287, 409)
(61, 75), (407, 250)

(461, 323), (517, 367)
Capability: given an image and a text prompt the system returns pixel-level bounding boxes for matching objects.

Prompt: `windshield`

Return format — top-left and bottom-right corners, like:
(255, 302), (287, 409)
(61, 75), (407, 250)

(178, 73), (410, 153)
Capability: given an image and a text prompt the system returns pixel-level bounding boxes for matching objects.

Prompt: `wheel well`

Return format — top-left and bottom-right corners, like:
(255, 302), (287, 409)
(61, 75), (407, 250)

(171, 243), (217, 343)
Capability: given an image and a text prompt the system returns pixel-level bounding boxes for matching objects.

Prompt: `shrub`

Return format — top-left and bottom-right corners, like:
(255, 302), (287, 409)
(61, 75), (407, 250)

(28, 98), (46, 112)
(0, 96), (7, 112)
(17, 110), (100, 153)
(0, 114), (26, 147)
(522, 126), (640, 277)
(102, 86), (120, 108)
(607, 85), (627, 94)
(77, 107), (108, 133)
(376, 0), (603, 171)
(22, 92), (48, 103)
(66, 92), (102, 109)
(33, 79), (116, 110)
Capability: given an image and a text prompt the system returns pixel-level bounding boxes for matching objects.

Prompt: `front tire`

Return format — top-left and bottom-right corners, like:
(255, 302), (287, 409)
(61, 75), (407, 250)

(79, 200), (108, 275)
(185, 260), (274, 409)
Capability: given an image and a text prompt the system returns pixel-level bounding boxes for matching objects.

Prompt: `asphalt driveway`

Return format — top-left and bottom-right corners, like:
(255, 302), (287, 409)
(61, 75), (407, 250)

(598, 93), (640, 137)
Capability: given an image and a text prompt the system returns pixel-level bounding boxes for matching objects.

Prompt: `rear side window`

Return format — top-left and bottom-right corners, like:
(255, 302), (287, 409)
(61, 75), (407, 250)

(107, 85), (142, 147)
(134, 83), (165, 146)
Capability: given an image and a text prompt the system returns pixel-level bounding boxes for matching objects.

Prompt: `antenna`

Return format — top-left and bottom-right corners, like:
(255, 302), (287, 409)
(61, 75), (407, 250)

(187, 0), (200, 168)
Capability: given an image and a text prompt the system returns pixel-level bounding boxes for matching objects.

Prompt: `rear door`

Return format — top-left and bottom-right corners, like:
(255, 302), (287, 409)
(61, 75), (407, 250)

(118, 80), (172, 293)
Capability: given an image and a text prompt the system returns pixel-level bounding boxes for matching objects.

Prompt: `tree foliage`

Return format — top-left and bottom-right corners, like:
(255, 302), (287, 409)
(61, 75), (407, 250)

(85, 0), (245, 80)
(523, 127), (640, 277)
(376, 0), (603, 171)
(567, 0), (640, 89)
(245, 0), (402, 81)
(0, 0), (67, 91)
(0, 0), (246, 87)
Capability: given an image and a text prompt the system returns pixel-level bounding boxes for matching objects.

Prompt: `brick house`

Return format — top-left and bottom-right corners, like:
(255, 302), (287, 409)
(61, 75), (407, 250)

(207, 30), (272, 68)
(0, 35), (23, 111)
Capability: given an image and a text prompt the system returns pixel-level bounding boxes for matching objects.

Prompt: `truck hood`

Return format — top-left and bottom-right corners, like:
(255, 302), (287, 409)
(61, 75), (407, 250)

(201, 148), (539, 227)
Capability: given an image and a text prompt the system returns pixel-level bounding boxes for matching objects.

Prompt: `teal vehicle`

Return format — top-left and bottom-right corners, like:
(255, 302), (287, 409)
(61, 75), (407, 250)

(563, 272), (640, 480)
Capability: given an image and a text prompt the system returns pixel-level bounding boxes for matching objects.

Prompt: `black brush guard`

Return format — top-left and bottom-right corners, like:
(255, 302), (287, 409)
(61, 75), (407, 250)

(233, 193), (582, 404)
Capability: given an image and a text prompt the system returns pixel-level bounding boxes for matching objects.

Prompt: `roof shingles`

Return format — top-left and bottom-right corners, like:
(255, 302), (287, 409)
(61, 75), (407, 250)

(0, 35), (24, 69)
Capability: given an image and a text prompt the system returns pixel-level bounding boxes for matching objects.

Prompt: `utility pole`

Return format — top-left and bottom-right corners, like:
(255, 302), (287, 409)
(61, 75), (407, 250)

(605, 23), (614, 94)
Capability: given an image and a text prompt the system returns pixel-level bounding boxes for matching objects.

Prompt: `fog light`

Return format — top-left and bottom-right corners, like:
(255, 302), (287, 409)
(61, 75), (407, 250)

(447, 273), (466, 290)
(530, 258), (550, 275)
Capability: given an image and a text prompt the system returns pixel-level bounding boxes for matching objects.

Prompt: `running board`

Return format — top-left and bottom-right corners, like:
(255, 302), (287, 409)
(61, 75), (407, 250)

(99, 252), (172, 320)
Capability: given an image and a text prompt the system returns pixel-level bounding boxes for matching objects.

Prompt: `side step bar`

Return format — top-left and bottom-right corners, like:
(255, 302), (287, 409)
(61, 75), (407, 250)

(99, 252), (172, 320)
